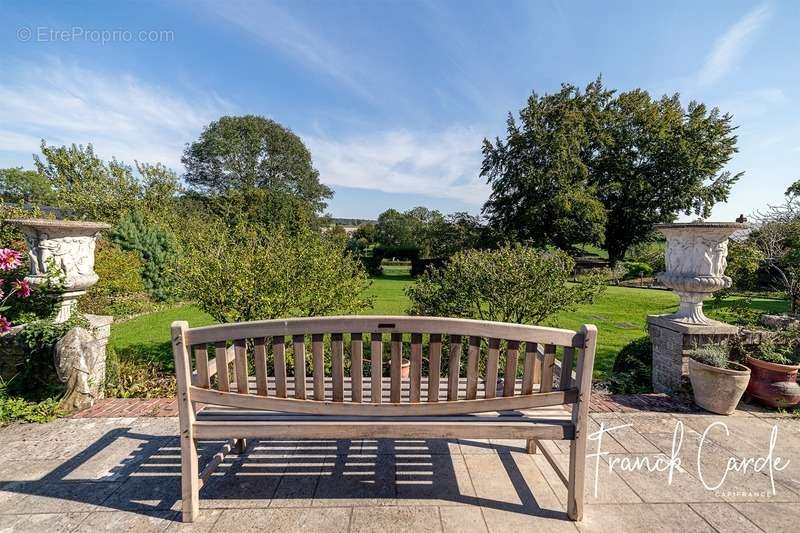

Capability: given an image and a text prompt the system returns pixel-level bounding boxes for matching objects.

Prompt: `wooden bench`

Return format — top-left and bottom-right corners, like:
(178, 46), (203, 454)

(171, 316), (597, 522)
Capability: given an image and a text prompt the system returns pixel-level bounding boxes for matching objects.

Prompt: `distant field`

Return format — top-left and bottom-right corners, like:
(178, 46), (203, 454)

(109, 264), (788, 379)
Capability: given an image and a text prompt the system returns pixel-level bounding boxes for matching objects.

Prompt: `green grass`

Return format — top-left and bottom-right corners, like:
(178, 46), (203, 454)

(109, 265), (788, 380)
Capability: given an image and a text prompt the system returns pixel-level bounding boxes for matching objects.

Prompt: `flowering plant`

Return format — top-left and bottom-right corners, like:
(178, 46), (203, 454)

(0, 248), (32, 333)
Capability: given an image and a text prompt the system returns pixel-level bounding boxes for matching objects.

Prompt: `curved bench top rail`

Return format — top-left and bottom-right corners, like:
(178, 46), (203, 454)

(184, 315), (583, 347)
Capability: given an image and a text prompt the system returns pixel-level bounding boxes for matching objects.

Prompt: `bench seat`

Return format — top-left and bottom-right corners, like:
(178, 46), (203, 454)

(194, 405), (574, 440)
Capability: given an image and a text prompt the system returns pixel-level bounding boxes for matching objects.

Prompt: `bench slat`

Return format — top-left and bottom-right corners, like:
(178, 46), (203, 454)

(504, 340), (519, 397)
(293, 334), (306, 399)
(447, 335), (462, 401)
(485, 337), (500, 399)
(215, 342), (230, 392)
(428, 333), (442, 402)
(254, 338), (268, 396)
(351, 332), (363, 403)
(273, 336), (287, 398)
(522, 342), (537, 395)
(332, 333), (344, 402)
(234, 339), (249, 395)
(312, 333), (324, 400)
(541, 344), (556, 393)
(560, 347), (574, 389)
(409, 333), (422, 403)
(194, 346), (210, 389)
(390, 332), (402, 403)
(466, 336), (479, 400)
(371, 333), (382, 403)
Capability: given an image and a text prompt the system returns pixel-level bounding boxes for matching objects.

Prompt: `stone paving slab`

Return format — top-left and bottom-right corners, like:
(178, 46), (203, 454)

(0, 409), (798, 532)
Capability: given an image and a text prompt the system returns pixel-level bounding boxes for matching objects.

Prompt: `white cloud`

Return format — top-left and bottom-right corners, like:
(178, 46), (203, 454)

(697, 4), (771, 87)
(205, 1), (374, 102)
(0, 59), (233, 168)
(305, 127), (490, 204)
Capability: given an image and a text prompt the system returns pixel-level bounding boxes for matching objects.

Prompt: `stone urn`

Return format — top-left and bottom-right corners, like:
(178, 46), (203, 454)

(4, 218), (111, 322)
(655, 222), (745, 325)
(688, 358), (750, 415)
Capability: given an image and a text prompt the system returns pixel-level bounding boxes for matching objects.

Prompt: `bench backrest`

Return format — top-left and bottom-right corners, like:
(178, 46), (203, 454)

(171, 316), (597, 416)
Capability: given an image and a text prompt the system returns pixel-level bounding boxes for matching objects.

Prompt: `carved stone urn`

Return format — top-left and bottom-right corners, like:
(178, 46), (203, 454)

(4, 218), (111, 322)
(655, 222), (745, 326)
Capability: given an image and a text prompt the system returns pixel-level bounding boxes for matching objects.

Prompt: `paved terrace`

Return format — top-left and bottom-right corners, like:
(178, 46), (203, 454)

(1, 397), (799, 532)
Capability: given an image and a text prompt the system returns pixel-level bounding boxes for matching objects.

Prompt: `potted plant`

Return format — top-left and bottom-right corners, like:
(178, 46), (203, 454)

(745, 327), (800, 408)
(687, 343), (751, 415)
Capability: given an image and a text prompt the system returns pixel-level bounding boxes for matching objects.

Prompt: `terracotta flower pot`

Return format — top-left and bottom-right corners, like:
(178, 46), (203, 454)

(745, 356), (800, 409)
(688, 359), (751, 415)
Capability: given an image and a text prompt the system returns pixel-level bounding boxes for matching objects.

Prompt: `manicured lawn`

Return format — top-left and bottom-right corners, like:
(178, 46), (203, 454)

(109, 265), (788, 379)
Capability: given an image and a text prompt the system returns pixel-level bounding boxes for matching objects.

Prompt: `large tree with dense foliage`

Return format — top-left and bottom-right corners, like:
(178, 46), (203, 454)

(481, 78), (741, 264)
(182, 115), (332, 215)
(0, 167), (56, 205)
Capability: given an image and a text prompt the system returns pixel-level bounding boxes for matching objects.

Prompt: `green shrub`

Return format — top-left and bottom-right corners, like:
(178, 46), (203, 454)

(604, 336), (652, 394)
(622, 261), (654, 279)
(80, 241), (151, 317)
(109, 211), (177, 301)
(626, 242), (665, 273)
(406, 244), (605, 324)
(688, 343), (730, 368)
(178, 223), (372, 323)
(104, 345), (176, 398)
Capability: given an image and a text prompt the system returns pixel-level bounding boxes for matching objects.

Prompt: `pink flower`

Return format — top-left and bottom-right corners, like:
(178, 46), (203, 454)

(11, 279), (31, 298)
(0, 316), (11, 334)
(0, 249), (22, 271)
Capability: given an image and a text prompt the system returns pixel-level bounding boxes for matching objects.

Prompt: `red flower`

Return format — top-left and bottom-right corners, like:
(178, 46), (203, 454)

(0, 316), (11, 334)
(0, 249), (22, 271)
(12, 279), (31, 298)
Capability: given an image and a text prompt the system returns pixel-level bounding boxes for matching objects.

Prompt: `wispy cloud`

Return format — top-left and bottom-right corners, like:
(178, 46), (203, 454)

(305, 127), (489, 204)
(0, 59), (233, 168)
(204, 0), (374, 102)
(697, 4), (771, 87)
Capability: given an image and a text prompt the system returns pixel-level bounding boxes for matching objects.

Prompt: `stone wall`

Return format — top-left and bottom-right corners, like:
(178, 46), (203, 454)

(648, 315), (739, 393)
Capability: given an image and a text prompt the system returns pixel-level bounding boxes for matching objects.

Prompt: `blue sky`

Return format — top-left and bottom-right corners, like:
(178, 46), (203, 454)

(1, 0), (798, 220)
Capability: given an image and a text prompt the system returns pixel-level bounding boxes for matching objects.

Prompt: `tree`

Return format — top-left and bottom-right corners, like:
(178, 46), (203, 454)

(481, 81), (609, 250)
(182, 115), (332, 215)
(0, 167), (55, 204)
(752, 179), (800, 314)
(406, 244), (604, 325)
(375, 209), (419, 249)
(34, 142), (141, 223)
(482, 78), (741, 264)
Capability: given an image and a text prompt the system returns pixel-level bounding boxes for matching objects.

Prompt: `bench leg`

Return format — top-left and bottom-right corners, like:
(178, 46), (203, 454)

(567, 436), (587, 521)
(180, 436), (200, 522)
(235, 438), (247, 454)
(526, 439), (538, 454)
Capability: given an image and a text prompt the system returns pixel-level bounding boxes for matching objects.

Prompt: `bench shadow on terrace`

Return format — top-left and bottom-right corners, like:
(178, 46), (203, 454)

(2, 426), (567, 521)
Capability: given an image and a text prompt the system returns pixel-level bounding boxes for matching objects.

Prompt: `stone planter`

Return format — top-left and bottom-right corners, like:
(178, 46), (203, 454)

(4, 218), (110, 322)
(688, 358), (750, 415)
(400, 357), (410, 379)
(655, 222), (744, 325)
(745, 356), (800, 409)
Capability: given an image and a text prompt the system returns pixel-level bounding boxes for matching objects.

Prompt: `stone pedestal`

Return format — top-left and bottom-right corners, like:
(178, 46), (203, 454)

(54, 314), (112, 413)
(648, 315), (739, 393)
